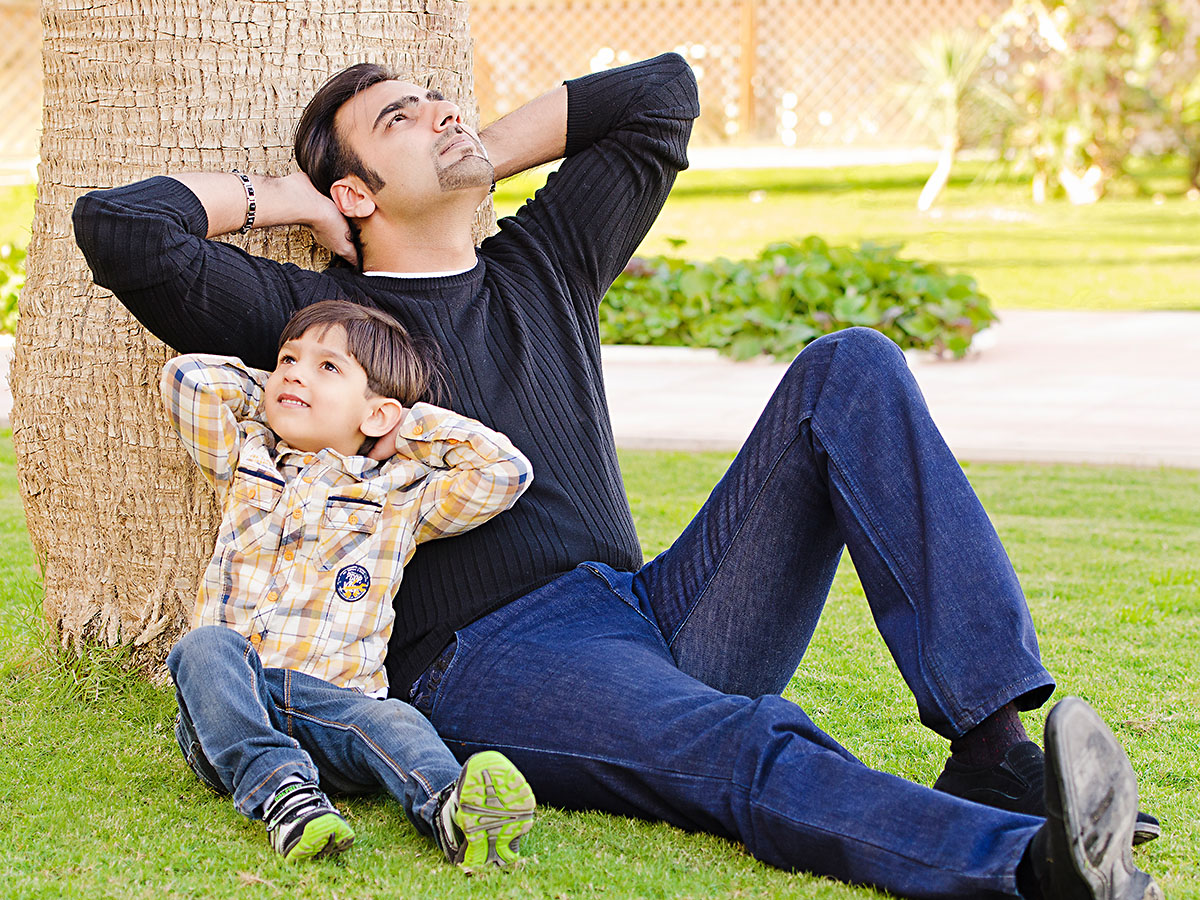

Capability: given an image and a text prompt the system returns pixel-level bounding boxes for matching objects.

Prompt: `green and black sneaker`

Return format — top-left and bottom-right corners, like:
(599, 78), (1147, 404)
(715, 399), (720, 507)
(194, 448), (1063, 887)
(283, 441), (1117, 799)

(434, 751), (536, 871)
(262, 780), (355, 862)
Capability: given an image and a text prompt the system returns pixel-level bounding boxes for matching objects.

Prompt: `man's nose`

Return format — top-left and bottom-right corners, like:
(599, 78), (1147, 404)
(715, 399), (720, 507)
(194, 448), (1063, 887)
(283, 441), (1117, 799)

(432, 100), (462, 130)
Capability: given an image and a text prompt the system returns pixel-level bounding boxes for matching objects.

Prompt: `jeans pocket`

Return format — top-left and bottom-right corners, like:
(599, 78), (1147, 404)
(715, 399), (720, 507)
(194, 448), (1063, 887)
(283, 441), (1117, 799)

(174, 710), (230, 796)
(409, 635), (462, 721)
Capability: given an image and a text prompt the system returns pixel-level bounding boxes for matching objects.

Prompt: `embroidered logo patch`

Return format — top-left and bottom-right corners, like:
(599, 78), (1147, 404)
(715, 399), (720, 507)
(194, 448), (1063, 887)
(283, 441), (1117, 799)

(335, 564), (370, 602)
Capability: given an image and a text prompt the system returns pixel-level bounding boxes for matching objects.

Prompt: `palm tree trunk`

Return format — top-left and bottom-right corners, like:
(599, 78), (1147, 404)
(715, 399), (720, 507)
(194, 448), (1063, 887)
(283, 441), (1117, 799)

(11, 0), (480, 672)
(917, 134), (959, 213)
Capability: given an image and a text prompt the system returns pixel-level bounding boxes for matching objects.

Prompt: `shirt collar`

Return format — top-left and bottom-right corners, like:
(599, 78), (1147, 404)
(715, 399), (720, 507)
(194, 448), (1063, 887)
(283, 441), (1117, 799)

(272, 440), (382, 480)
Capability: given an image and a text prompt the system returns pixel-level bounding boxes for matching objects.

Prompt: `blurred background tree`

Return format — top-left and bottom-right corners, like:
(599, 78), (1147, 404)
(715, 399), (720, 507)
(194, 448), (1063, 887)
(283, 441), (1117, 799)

(987, 0), (1200, 202)
(902, 29), (1017, 211)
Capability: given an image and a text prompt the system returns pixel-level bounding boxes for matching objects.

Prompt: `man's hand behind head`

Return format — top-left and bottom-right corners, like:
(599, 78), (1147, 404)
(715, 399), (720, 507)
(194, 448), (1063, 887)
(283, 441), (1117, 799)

(285, 172), (358, 266)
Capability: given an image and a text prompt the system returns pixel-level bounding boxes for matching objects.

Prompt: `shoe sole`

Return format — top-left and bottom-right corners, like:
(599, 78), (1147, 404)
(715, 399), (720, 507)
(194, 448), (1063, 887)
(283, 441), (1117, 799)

(1132, 816), (1161, 847)
(1046, 698), (1162, 900)
(284, 812), (356, 862)
(453, 750), (536, 871)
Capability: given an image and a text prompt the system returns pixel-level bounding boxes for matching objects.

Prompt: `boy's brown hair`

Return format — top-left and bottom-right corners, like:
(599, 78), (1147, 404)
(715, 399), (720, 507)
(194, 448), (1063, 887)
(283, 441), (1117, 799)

(278, 300), (442, 406)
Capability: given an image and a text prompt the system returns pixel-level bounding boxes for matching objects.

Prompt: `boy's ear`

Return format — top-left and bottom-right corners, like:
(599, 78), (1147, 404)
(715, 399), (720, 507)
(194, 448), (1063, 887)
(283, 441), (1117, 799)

(330, 175), (377, 220)
(359, 396), (404, 438)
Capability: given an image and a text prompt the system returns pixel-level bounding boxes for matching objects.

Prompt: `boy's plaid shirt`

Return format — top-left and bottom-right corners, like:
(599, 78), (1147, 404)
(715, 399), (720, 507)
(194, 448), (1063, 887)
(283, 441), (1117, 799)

(161, 354), (532, 695)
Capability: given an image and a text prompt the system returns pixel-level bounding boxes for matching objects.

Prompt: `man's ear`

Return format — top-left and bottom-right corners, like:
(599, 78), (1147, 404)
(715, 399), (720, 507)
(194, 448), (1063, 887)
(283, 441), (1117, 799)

(330, 175), (377, 220)
(359, 396), (404, 439)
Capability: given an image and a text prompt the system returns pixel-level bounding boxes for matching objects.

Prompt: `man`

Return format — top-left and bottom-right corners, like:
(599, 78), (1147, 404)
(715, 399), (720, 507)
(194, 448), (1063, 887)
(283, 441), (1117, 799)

(74, 54), (1161, 898)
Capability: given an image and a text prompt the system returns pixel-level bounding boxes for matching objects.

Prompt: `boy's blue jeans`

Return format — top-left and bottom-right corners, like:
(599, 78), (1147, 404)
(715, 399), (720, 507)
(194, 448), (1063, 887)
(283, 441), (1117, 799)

(410, 328), (1056, 898)
(167, 624), (460, 834)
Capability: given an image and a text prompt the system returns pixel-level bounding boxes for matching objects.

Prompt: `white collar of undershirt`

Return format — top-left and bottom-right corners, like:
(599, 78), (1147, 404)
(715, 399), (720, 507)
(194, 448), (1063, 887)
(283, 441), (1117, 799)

(363, 266), (473, 279)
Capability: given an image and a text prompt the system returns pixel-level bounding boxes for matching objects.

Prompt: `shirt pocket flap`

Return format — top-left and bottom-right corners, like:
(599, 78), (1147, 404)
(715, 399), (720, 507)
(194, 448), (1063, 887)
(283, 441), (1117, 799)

(232, 467), (284, 511)
(322, 497), (383, 533)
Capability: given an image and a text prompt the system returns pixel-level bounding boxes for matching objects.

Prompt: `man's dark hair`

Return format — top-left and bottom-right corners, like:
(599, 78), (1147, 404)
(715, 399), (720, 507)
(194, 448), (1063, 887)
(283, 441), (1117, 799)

(294, 63), (398, 197)
(278, 300), (442, 406)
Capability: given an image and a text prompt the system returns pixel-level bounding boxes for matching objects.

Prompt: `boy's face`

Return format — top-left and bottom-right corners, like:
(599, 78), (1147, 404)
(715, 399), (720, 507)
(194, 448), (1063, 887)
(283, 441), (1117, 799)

(264, 325), (384, 457)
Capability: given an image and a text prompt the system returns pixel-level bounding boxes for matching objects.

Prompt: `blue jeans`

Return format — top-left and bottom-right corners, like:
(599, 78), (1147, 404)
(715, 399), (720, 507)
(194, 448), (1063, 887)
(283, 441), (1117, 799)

(167, 625), (460, 834)
(412, 329), (1054, 898)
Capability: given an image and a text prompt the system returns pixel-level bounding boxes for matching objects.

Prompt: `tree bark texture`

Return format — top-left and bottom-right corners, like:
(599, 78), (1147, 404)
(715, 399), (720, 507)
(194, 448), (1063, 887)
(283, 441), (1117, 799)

(12, 0), (479, 672)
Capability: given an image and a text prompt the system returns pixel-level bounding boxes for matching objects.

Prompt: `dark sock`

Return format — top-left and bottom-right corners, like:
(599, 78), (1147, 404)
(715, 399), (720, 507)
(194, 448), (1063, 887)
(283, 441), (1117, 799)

(949, 702), (1030, 767)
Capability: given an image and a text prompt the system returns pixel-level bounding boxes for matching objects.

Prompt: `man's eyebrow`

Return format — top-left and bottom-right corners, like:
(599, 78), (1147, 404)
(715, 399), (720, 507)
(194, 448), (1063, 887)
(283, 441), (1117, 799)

(372, 89), (446, 130)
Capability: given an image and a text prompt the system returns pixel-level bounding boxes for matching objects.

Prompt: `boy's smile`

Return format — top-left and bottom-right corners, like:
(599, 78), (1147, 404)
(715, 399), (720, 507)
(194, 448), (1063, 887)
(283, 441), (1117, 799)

(264, 325), (384, 457)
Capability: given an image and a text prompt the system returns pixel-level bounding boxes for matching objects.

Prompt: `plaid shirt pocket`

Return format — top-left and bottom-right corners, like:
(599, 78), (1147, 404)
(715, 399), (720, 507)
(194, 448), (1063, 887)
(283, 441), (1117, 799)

(229, 467), (284, 553)
(317, 495), (384, 572)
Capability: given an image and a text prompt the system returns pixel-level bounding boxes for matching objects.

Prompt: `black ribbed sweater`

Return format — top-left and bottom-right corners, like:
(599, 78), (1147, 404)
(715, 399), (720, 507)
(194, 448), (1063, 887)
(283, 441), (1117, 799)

(73, 53), (700, 693)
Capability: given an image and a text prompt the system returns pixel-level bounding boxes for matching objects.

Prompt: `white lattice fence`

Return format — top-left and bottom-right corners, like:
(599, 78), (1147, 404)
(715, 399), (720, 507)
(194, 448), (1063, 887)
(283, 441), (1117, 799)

(472, 0), (1014, 147)
(2, 0), (1199, 169)
(0, 0), (41, 170)
(751, 0), (1010, 146)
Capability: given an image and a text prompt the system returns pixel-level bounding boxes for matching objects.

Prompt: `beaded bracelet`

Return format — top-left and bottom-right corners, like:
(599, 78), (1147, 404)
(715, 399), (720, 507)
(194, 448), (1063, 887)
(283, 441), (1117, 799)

(231, 169), (256, 234)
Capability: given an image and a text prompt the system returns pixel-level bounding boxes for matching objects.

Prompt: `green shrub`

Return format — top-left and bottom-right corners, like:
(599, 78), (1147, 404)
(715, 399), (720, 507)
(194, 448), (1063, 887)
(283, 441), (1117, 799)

(601, 236), (997, 360)
(0, 243), (24, 335)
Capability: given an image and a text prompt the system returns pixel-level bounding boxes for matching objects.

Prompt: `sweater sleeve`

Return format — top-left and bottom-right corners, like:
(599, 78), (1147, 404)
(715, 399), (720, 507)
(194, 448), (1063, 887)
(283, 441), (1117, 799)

(73, 176), (345, 370)
(491, 52), (699, 314)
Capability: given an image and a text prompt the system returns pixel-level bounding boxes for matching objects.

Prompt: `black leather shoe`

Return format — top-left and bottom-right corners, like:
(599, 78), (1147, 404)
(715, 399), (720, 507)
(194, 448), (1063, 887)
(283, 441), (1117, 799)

(934, 739), (1161, 845)
(1028, 697), (1161, 900)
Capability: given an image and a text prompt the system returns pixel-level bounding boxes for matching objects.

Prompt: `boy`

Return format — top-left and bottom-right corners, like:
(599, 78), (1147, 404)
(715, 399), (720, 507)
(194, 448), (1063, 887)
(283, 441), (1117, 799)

(160, 299), (535, 868)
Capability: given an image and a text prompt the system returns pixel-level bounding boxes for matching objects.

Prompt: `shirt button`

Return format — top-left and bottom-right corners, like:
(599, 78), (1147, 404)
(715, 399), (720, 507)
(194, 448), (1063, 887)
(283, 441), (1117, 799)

(247, 488), (257, 499)
(267, 591), (279, 602)
(348, 515), (359, 525)
(292, 508), (302, 520)
(412, 424), (423, 435)
(284, 550), (295, 561)
(250, 633), (262, 647)
(303, 454), (315, 465)
(303, 476), (315, 484)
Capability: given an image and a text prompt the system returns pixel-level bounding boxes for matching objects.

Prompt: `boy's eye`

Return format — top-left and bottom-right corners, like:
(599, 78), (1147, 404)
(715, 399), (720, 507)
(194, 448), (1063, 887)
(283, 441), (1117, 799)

(321, 361), (339, 373)
(279, 354), (295, 365)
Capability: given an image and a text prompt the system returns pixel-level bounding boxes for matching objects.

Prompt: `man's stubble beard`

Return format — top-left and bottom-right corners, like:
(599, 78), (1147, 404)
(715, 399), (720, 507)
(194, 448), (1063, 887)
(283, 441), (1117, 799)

(436, 153), (494, 192)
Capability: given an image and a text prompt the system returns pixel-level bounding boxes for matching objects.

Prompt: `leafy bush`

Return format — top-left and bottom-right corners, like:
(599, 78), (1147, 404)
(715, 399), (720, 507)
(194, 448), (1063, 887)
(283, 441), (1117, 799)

(601, 237), (997, 360)
(0, 243), (24, 335)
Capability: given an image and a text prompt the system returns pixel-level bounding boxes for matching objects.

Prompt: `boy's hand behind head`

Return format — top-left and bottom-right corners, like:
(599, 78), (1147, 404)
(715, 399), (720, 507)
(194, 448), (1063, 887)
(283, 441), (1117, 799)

(367, 418), (404, 461)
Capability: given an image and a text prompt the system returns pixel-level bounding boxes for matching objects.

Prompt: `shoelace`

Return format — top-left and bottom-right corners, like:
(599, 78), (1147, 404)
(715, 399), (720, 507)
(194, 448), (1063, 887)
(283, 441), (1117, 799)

(264, 782), (326, 829)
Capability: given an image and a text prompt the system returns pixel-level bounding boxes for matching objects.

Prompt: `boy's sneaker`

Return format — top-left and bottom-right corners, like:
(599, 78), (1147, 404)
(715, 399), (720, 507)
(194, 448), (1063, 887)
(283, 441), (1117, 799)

(433, 750), (536, 871)
(262, 780), (355, 862)
(934, 739), (1161, 845)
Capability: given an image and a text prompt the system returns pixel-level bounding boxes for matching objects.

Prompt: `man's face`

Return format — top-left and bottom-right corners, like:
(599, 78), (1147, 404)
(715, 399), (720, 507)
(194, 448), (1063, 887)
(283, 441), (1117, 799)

(335, 79), (494, 214)
(264, 325), (380, 457)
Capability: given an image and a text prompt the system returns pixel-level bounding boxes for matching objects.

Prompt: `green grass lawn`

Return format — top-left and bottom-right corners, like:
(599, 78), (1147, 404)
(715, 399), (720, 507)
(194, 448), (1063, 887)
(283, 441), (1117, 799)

(2, 430), (1197, 899)
(495, 159), (1200, 312)
(0, 182), (35, 246)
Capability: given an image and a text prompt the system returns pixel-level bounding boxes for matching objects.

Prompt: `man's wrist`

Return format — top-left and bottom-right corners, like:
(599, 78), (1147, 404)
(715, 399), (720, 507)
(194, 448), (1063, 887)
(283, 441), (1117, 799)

(230, 171), (257, 233)
(478, 84), (567, 181)
(248, 172), (316, 229)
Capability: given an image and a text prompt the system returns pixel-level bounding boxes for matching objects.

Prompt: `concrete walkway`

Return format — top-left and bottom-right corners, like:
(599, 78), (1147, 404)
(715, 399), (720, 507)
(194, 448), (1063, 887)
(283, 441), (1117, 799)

(604, 309), (1200, 468)
(3, 309), (1199, 467)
